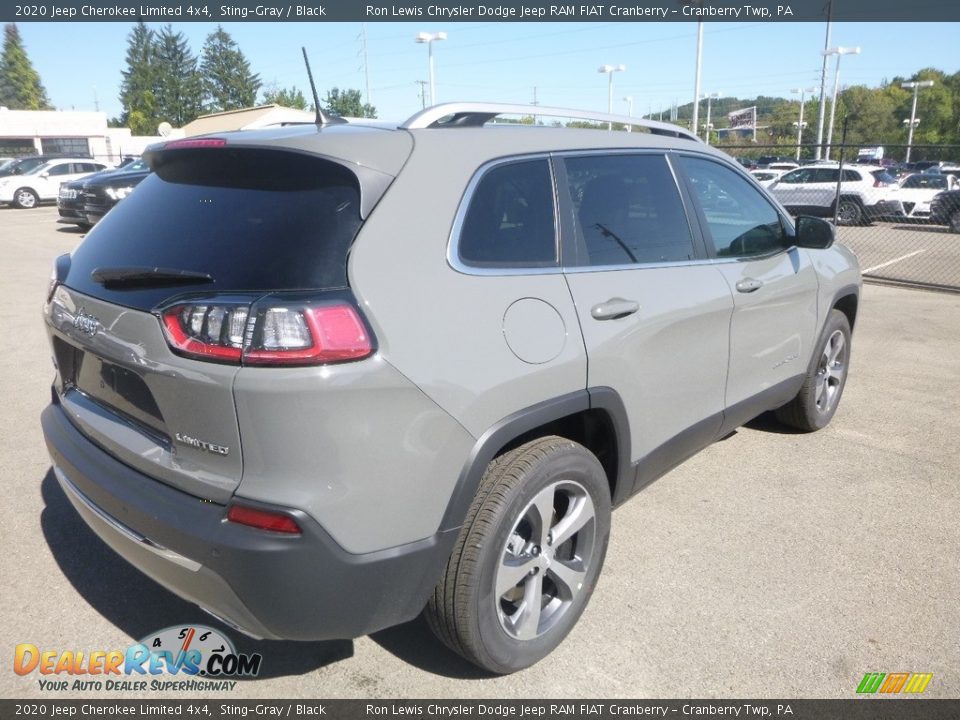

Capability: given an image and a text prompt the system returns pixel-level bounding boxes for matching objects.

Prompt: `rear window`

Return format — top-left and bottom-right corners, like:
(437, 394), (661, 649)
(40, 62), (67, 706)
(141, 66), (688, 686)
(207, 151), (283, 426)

(65, 148), (363, 311)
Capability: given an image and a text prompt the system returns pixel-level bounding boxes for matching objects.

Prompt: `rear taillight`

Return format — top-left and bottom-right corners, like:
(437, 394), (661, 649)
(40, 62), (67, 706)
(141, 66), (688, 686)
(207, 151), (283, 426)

(159, 299), (373, 366)
(227, 504), (301, 534)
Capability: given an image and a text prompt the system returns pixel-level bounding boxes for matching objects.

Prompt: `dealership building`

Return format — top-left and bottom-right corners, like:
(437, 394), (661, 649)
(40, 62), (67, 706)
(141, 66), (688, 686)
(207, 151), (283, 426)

(0, 105), (315, 161)
(0, 107), (163, 162)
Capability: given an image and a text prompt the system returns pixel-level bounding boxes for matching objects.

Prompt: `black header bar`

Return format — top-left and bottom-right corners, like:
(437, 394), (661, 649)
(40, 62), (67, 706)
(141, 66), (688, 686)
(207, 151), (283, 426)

(2, 0), (959, 22)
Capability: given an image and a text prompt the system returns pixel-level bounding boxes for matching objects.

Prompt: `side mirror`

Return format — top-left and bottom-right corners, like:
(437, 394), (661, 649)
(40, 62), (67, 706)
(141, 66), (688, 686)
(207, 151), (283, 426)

(39, 172), (49, 179)
(794, 216), (835, 250)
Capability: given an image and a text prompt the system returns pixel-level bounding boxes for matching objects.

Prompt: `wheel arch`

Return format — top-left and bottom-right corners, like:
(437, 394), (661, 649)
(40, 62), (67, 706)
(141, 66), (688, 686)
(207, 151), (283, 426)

(831, 285), (860, 330)
(439, 388), (632, 533)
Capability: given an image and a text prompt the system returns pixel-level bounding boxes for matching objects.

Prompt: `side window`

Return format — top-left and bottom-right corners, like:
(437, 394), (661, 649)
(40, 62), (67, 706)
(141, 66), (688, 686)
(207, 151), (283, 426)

(841, 169), (861, 182)
(47, 163), (73, 176)
(563, 154), (694, 266)
(779, 169), (809, 184)
(679, 156), (788, 258)
(812, 168), (839, 183)
(457, 159), (556, 268)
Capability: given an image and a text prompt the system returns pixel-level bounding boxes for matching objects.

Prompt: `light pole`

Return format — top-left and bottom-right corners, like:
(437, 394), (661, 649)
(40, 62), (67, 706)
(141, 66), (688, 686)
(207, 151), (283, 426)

(415, 31), (447, 106)
(598, 64), (625, 129)
(791, 87), (817, 161)
(823, 46), (860, 161)
(901, 80), (934, 163)
(701, 92), (720, 144)
(623, 96), (633, 132)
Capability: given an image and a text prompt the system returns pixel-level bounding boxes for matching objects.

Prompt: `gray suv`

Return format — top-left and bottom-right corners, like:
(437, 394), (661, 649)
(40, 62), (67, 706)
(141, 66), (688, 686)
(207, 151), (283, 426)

(41, 103), (861, 674)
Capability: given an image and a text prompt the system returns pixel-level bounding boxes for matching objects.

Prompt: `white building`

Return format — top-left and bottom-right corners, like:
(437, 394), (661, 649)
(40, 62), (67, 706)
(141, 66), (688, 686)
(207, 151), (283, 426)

(0, 108), (166, 162)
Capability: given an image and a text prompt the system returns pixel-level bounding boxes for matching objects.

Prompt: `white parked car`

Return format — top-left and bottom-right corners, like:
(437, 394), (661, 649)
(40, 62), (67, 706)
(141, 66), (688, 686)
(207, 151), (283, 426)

(768, 163), (900, 225)
(889, 173), (960, 219)
(0, 158), (108, 209)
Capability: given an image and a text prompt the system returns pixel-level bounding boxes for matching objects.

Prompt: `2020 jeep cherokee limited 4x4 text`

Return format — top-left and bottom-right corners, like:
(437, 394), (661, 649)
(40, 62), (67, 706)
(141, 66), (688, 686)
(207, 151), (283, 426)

(42, 103), (860, 674)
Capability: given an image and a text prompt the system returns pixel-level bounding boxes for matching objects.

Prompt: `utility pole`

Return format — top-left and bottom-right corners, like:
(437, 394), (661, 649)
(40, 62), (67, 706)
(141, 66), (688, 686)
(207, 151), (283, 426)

(691, 22), (703, 134)
(814, 0), (833, 160)
(416, 80), (429, 109)
(359, 24), (371, 108)
(532, 86), (539, 125)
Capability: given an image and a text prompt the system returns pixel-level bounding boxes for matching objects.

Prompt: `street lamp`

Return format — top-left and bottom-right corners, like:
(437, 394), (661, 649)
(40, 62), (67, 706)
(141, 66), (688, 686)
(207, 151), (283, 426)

(902, 80), (934, 163)
(823, 46), (860, 160)
(791, 87), (817, 161)
(701, 91), (720, 144)
(415, 31), (447, 106)
(598, 64), (625, 129)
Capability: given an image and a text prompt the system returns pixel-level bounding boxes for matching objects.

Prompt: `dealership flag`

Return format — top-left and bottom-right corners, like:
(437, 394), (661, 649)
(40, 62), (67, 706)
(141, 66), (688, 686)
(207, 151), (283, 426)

(727, 106), (757, 140)
(728, 106), (756, 128)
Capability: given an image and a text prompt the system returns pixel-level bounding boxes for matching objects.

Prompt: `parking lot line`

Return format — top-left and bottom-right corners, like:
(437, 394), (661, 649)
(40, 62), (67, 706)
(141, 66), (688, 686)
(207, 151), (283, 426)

(862, 249), (927, 274)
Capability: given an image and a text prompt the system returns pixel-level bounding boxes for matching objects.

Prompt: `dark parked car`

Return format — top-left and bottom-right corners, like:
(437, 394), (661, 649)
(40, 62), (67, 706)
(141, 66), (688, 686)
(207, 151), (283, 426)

(929, 190), (960, 232)
(57, 165), (127, 229)
(80, 158), (150, 225)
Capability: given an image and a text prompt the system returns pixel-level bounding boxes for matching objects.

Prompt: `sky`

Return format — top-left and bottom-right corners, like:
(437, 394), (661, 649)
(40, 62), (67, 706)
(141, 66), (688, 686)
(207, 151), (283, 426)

(13, 21), (960, 127)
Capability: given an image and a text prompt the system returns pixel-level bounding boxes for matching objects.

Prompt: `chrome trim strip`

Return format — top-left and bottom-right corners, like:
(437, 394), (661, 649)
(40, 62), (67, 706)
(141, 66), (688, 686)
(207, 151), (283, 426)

(54, 465), (202, 572)
(402, 102), (703, 143)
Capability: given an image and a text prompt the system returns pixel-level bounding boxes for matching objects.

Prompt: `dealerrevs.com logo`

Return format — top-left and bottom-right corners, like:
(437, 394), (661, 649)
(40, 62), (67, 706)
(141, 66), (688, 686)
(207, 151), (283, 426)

(13, 625), (262, 692)
(856, 672), (933, 694)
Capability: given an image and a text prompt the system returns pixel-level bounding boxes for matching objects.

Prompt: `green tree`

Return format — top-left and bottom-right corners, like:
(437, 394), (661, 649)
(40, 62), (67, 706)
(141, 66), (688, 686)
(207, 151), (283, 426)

(200, 25), (260, 113)
(154, 24), (202, 127)
(261, 85), (308, 110)
(0, 23), (51, 110)
(322, 87), (375, 118)
(118, 21), (159, 135)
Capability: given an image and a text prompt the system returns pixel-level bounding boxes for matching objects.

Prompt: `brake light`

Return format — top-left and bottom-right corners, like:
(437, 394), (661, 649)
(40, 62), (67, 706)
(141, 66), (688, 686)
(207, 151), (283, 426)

(227, 504), (301, 534)
(160, 300), (373, 366)
(163, 137), (227, 149)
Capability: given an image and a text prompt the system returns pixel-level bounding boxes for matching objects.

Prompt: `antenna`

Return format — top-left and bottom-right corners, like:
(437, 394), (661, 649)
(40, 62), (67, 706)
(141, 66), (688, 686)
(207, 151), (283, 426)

(301, 47), (344, 127)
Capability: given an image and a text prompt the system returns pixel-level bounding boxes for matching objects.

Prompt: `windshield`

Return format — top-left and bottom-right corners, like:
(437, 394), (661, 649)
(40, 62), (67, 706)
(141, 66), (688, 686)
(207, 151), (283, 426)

(902, 174), (947, 189)
(0, 157), (49, 177)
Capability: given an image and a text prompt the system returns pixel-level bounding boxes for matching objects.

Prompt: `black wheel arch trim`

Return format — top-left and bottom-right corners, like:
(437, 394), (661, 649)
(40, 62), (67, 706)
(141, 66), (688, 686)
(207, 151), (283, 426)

(829, 283), (861, 328)
(438, 387), (632, 532)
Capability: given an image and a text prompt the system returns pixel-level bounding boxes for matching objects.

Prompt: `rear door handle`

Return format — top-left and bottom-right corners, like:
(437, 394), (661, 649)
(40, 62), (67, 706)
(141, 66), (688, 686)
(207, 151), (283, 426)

(591, 298), (640, 320)
(735, 278), (764, 293)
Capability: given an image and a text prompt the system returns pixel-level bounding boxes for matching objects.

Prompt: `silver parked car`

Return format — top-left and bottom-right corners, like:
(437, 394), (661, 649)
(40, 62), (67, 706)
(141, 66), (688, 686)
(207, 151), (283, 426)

(42, 103), (861, 674)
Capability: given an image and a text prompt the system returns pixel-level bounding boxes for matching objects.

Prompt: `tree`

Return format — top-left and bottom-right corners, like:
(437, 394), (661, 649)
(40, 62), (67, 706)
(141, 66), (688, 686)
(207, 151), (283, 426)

(261, 85), (309, 110)
(118, 21), (159, 135)
(322, 87), (375, 118)
(200, 25), (260, 113)
(0, 23), (51, 110)
(154, 24), (202, 127)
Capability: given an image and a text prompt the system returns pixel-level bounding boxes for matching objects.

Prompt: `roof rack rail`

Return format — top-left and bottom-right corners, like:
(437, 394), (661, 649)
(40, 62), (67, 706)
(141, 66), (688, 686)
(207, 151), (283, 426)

(401, 102), (702, 142)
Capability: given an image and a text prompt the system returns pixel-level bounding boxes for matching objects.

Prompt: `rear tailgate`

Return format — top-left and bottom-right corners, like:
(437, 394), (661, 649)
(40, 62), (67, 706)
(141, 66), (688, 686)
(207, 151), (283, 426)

(47, 286), (242, 502)
(44, 136), (405, 502)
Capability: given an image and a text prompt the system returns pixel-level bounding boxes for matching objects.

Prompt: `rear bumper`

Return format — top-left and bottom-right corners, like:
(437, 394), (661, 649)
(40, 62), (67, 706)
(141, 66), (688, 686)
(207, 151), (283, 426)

(42, 400), (456, 641)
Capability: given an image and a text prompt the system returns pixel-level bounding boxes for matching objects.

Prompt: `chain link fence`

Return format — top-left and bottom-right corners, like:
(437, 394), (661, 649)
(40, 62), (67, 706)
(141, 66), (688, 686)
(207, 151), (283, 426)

(721, 143), (960, 292)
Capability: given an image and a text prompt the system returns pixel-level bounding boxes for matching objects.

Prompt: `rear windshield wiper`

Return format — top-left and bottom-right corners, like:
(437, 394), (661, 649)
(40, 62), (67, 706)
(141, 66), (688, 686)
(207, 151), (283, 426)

(91, 267), (214, 289)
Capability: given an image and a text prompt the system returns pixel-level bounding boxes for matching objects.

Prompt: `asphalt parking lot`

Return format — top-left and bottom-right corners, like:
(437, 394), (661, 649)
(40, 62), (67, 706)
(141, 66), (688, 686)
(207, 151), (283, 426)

(1, 206), (958, 699)
(838, 222), (960, 289)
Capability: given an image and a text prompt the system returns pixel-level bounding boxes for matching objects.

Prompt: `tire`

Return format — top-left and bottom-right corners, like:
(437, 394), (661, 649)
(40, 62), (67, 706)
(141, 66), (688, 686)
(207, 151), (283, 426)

(836, 199), (864, 226)
(425, 436), (611, 674)
(949, 210), (960, 233)
(775, 309), (852, 432)
(12, 187), (39, 209)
